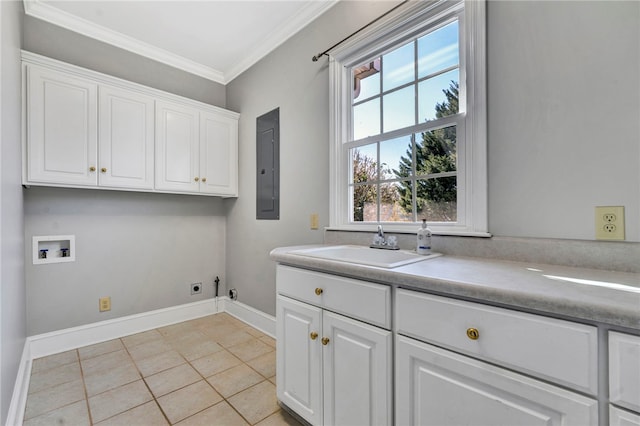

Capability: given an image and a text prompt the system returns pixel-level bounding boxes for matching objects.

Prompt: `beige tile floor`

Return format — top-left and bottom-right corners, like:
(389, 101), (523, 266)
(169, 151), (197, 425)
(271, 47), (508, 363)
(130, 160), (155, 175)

(23, 313), (302, 426)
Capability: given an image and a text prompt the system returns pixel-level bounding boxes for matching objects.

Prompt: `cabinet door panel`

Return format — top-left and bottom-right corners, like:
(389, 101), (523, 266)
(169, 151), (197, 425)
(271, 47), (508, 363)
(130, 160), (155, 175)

(277, 295), (322, 425)
(27, 66), (97, 185)
(610, 332), (640, 413)
(99, 85), (154, 189)
(396, 335), (597, 426)
(323, 311), (392, 426)
(200, 112), (237, 196)
(610, 406), (640, 426)
(155, 101), (199, 192)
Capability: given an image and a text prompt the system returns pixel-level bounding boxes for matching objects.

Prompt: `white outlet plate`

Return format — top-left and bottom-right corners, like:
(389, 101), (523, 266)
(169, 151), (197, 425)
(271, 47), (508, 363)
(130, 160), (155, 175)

(595, 206), (625, 240)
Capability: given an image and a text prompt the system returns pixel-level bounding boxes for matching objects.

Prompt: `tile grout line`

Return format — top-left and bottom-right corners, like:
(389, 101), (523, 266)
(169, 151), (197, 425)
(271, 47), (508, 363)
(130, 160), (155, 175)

(24, 315), (286, 426)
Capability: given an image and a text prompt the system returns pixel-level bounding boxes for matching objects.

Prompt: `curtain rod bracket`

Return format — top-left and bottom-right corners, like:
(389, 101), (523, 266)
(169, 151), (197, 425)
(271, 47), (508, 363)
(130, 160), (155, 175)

(311, 1), (407, 63)
(312, 53), (327, 62)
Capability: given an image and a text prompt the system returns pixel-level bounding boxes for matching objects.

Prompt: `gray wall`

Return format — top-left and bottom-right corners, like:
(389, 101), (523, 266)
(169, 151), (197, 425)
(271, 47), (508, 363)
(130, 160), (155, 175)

(25, 188), (226, 335)
(1, 0), (26, 423)
(225, 1), (402, 316)
(23, 15), (226, 107)
(226, 0), (640, 316)
(487, 0), (639, 241)
(22, 14), (230, 335)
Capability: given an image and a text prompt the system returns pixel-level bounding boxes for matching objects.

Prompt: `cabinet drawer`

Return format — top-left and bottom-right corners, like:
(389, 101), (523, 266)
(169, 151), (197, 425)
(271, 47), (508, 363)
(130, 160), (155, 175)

(610, 331), (640, 413)
(276, 265), (391, 329)
(396, 289), (598, 395)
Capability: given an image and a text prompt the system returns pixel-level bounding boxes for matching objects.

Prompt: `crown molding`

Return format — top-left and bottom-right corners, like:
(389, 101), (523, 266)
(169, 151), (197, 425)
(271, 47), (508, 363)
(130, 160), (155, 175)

(224, 0), (338, 83)
(24, 0), (337, 85)
(24, 0), (226, 84)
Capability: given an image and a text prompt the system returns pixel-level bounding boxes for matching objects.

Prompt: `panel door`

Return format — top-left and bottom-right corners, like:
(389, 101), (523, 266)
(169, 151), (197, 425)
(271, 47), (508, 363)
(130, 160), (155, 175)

(610, 406), (640, 426)
(98, 85), (154, 189)
(199, 111), (238, 196)
(610, 332), (640, 413)
(395, 335), (598, 426)
(322, 311), (392, 426)
(276, 295), (322, 425)
(155, 100), (199, 192)
(26, 65), (98, 186)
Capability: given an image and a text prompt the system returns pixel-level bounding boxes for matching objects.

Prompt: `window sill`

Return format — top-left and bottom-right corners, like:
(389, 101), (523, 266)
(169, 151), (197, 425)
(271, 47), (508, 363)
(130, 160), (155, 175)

(325, 225), (492, 238)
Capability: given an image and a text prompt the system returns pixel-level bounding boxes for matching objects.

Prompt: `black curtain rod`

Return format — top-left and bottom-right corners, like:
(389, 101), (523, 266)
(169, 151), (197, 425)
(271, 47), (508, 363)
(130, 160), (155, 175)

(311, 1), (409, 62)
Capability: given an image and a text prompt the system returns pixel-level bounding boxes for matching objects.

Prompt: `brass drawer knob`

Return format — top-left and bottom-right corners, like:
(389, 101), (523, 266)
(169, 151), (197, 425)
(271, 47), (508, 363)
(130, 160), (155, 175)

(101, 167), (107, 173)
(310, 332), (318, 340)
(322, 337), (330, 346)
(194, 177), (200, 182)
(89, 166), (96, 172)
(202, 177), (207, 183)
(315, 288), (323, 296)
(466, 328), (480, 340)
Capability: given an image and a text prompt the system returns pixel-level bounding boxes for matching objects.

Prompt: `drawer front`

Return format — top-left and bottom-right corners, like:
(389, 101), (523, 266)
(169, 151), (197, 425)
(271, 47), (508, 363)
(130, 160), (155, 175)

(276, 265), (391, 329)
(610, 331), (640, 413)
(396, 289), (598, 395)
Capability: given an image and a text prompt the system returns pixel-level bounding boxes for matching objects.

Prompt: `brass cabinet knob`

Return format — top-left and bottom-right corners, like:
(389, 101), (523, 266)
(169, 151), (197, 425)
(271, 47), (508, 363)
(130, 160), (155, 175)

(202, 177), (207, 183)
(101, 167), (107, 173)
(89, 166), (96, 172)
(321, 337), (330, 346)
(466, 328), (480, 340)
(194, 177), (200, 182)
(310, 332), (318, 340)
(315, 288), (323, 296)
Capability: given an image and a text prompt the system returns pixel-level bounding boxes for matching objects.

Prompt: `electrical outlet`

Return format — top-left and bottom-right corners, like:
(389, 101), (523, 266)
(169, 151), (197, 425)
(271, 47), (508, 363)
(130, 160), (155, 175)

(310, 213), (319, 230)
(99, 296), (111, 312)
(191, 283), (202, 295)
(595, 206), (625, 240)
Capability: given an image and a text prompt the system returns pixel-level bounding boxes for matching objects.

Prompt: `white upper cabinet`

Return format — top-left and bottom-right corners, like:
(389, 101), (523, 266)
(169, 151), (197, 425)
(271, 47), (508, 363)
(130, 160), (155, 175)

(155, 100), (200, 193)
(200, 111), (238, 196)
(26, 65), (98, 186)
(22, 52), (239, 197)
(99, 85), (154, 190)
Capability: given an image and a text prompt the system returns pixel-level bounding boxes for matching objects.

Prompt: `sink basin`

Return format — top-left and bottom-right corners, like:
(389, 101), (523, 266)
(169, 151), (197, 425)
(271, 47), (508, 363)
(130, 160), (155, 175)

(290, 245), (440, 268)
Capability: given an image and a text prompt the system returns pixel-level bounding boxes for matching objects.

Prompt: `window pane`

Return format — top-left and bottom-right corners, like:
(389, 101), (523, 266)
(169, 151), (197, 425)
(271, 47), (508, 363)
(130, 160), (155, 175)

(382, 42), (414, 91)
(418, 69), (459, 121)
(415, 126), (457, 177)
(353, 58), (381, 101)
(379, 182), (412, 222)
(380, 135), (412, 179)
(352, 183), (377, 222)
(416, 176), (457, 222)
(418, 20), (459, 79)
(353, 98), (380, 139)
(351, 145), (378, 184)
(383, 85), (415, 132)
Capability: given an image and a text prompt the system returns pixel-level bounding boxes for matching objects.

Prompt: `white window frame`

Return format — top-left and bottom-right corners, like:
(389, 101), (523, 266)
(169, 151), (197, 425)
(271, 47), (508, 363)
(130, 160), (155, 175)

(328, 0), (488, 236)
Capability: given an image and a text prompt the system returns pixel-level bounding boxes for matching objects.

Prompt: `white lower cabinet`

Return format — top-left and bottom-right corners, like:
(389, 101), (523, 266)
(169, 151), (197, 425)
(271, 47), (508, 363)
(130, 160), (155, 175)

(395, 335), (598, 426)
(610, 331), (640, 425)
(276, 266), (392, 426)
(395, 289), (599, 426)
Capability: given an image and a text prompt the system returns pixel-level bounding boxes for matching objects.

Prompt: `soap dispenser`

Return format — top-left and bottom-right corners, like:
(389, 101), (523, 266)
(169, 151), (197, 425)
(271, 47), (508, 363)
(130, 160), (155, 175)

(416, 219), (432, 255)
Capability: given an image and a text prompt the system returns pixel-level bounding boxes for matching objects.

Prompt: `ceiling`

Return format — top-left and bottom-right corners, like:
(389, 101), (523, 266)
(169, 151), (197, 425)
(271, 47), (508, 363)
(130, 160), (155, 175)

(23, 0), (338, 84)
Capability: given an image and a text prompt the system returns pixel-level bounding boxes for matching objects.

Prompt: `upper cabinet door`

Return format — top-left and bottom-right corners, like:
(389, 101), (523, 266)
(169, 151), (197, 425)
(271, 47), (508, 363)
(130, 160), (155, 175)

(99, 85), (154, 190)
(155, 100), (200, 193)
(26, 65), (98, 186)
(199, 111), (238, 196)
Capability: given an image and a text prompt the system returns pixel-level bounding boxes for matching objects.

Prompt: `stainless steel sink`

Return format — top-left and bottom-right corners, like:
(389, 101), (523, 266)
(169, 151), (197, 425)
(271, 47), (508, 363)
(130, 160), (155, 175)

(290, 245), (440, 268)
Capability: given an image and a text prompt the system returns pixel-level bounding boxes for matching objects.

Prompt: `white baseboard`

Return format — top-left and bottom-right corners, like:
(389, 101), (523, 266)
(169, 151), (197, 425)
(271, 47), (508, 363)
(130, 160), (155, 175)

(28, 299), (220, 359)
(220, 297), (276, 338)
(5, 345), (32, 426)
(6, 297), (275, 426)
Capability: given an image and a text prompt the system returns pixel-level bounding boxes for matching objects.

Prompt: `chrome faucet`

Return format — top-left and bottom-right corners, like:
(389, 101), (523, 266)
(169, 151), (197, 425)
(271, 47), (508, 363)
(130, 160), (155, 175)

(370, 224), (399, 250)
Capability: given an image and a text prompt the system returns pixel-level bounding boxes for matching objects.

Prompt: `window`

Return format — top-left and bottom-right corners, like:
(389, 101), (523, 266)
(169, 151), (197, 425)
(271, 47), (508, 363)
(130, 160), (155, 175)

(329, 0), (488, 236)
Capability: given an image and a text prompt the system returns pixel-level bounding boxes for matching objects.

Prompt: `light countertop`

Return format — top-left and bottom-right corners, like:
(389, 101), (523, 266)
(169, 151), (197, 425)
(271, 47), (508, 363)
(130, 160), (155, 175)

(270, 245), (640, 330)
